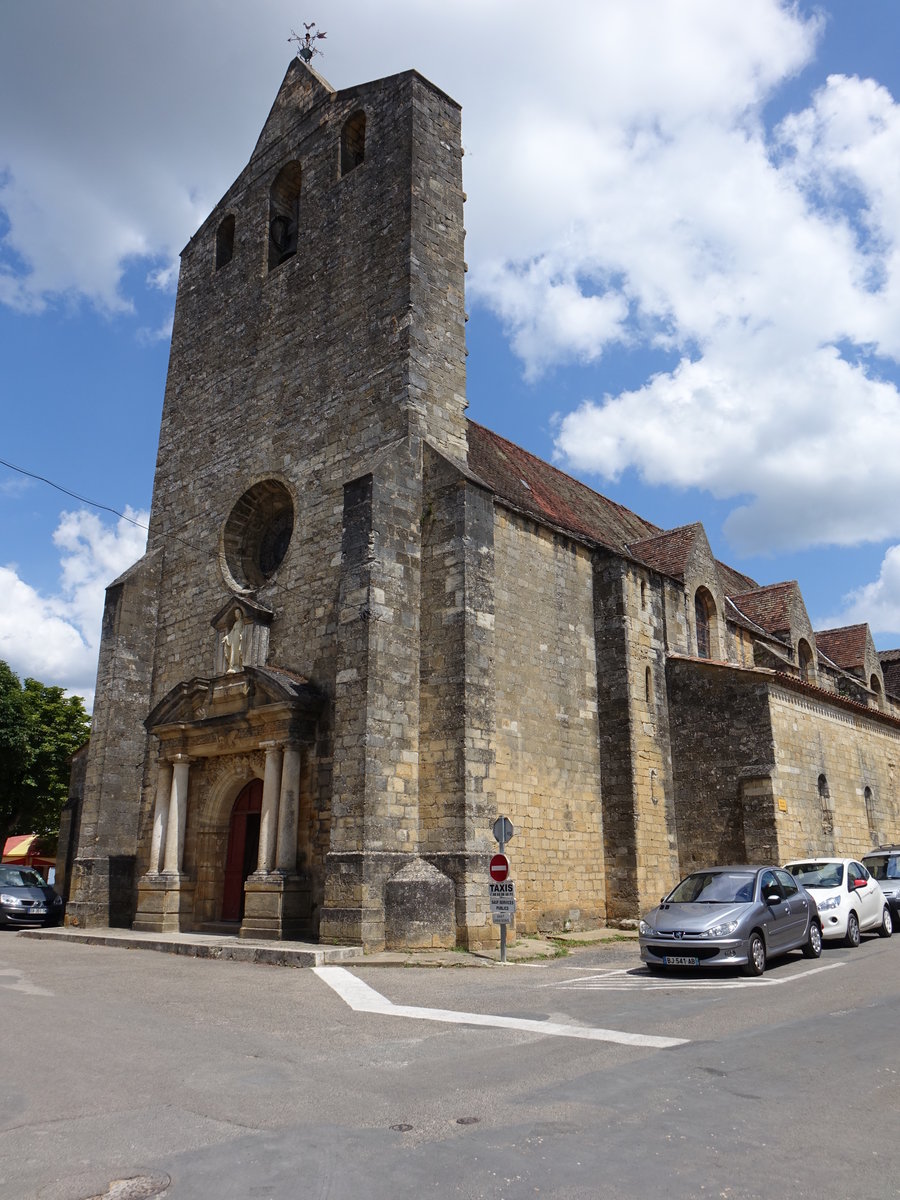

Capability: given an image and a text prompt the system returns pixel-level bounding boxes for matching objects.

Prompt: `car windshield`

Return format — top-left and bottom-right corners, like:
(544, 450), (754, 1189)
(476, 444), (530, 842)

(787, 862), (843, 889)
(667, 871), (756, 904)
(863, 855), (900, 881)
(0, 866), (45, 887)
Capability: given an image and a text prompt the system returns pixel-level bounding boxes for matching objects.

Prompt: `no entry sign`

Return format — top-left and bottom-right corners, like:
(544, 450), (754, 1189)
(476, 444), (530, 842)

(489, 853), (509, 882)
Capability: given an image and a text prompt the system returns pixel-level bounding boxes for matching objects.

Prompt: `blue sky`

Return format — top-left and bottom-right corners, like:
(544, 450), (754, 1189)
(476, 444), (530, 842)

(5, 0), (900, 705)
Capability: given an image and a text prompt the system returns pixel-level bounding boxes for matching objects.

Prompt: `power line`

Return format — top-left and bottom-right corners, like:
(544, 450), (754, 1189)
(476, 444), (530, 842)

(0, 457), (149, 531)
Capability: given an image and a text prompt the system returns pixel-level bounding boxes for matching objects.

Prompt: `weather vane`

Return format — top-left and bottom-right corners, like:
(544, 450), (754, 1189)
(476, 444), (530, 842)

(289, 22), (327, 63)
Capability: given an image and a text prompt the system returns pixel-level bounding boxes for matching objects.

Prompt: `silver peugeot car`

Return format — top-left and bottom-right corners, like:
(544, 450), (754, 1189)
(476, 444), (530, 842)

(639, 865), (822, 977)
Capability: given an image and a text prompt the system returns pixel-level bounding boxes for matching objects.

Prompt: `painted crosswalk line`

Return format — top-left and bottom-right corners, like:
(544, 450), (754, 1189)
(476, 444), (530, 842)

(313, 965), (688, 1048)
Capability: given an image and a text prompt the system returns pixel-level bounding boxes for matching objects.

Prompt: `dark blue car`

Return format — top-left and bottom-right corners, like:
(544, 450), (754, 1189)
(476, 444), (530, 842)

(0, 865), (63, 928)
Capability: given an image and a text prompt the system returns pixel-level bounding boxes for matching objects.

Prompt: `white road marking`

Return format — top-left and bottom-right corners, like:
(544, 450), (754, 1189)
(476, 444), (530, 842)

(544, 961), (845, 990)
(312, 966), (688, 1048)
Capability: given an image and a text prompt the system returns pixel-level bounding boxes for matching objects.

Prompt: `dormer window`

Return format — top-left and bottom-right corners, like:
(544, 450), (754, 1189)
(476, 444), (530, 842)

(341, 111), (366, 176)
(215, 214), (235, 270)
(268, 162), (302, 271)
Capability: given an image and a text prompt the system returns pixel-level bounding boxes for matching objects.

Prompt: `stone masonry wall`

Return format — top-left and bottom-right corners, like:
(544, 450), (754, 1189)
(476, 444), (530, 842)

(768, 684), (900, 859)
(667, 658), (777, 876)
(492, 509), (606, 933)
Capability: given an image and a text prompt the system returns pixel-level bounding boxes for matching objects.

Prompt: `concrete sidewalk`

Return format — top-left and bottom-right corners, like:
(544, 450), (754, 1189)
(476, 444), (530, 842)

(19, 923), (637, 968)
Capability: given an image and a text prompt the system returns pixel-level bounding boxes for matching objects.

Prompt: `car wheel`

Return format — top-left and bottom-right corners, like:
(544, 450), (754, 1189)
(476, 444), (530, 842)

(802, 920), (822, 958)
(845, 911), (860, 948)
(743, 931), (766, 977)
(879, 907), (893, 938)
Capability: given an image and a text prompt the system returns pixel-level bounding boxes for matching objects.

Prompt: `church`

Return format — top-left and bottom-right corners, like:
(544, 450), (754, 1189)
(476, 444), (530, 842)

(65, 58), (900, 951)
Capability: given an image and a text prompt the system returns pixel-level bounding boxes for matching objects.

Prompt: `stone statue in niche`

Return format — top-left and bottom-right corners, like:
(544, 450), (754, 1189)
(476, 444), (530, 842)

(222, 608), (244, 673)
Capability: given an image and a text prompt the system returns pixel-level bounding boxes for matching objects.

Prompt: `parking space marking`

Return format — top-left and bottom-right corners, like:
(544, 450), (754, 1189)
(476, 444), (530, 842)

(313, 966), (688, 1048)
(544, 962), (845, 990)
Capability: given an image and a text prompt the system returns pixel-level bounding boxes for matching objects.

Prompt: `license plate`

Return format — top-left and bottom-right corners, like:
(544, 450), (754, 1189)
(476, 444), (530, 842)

(664, 955), (699, 966)
(30, 906), (47, 915)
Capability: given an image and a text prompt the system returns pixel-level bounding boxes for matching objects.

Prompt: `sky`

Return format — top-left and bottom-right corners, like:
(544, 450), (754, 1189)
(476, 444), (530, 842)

(5, 0), (900, 708)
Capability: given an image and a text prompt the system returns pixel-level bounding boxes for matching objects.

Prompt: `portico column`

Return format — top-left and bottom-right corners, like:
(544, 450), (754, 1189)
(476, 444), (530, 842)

(148, 760), (173, 874)
(162, 755), (191, 875)
(275, 746), (301, 873)
(257, 743), (283, 873)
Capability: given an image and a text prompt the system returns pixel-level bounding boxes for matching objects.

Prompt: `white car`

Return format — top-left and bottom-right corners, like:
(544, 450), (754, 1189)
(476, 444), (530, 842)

(784, 858), (892, 946)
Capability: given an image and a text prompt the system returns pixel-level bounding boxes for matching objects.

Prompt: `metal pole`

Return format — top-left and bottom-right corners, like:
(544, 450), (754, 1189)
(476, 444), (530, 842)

(499, 833), (507, 964)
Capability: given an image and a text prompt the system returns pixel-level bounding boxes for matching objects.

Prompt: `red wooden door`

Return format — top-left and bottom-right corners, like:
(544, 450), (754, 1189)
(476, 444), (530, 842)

(221, 780), (262, 921)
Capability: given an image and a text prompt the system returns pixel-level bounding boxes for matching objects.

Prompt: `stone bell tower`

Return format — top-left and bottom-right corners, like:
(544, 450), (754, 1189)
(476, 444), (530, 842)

(67, 57), (472, 949)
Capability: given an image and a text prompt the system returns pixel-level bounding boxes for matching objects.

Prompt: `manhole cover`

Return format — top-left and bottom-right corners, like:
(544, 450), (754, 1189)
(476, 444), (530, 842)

(456, 1116), (480, 1126)
(86, 1175), (171, 1200)
(390, 1123), (413, 1132)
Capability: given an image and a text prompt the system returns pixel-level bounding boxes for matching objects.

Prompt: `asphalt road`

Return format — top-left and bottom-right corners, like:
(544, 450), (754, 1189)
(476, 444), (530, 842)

(2, 930), (898, 1200)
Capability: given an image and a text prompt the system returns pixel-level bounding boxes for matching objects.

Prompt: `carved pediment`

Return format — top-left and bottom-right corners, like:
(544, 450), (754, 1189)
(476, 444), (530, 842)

(146, 666), (322, 741)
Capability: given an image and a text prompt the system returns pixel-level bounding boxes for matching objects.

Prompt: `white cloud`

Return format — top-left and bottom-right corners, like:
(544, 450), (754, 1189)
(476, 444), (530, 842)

(0, 509), (148, 708)
(819, 545), (900, 637)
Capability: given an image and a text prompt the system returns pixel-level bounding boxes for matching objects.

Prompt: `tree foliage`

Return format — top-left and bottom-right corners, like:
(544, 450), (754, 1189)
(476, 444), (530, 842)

(0, 661), (90, 850)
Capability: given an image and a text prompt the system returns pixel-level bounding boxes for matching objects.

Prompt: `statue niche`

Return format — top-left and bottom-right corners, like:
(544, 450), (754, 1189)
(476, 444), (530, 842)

(211, 597), (273, 676)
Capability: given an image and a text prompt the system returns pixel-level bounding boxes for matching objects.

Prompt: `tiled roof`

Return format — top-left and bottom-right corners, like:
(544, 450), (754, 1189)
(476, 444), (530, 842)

(626, 525), (702, 582)
(729, 582), (798, 637)
(466, 421), (660, 551)
(814, 625), (869, 671)
(717, 560), (759, 596)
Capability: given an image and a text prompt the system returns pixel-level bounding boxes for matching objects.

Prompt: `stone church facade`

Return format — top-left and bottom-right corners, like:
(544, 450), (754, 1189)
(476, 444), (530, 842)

(66, 60), (900, 950)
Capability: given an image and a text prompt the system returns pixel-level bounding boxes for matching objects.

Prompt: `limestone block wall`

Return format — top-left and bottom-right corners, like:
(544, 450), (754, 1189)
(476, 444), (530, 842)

(418, 449), (496, 947)
(768, 684), (900, 859)
(492, 510), (606, 933)
(593, 558), (679, 919)
(667, 658), (777, 876)
(67, 550), (162, 927)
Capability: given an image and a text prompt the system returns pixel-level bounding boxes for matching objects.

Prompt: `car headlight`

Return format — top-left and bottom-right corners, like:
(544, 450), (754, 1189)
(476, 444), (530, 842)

(0, 894), (25, 907)
(706, 919), (740, 938)
(817, 895), (841, 911)
(639, 920), (655, 936)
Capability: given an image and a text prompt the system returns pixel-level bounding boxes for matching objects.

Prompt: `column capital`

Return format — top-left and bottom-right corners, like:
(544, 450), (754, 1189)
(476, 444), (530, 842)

(169, 753), (194, 764)
(259, 740), (283, 751)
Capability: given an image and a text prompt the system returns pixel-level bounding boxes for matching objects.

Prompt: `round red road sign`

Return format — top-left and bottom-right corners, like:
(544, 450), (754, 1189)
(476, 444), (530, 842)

(489, 853), (509, 882)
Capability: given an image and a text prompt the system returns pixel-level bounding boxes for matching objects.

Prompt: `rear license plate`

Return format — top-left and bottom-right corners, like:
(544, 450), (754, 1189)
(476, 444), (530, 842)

(664, 955), (699, 966)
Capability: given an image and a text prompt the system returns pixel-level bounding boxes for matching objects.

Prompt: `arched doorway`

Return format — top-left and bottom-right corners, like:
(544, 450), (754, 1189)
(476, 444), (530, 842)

(222, 779), (262, 921)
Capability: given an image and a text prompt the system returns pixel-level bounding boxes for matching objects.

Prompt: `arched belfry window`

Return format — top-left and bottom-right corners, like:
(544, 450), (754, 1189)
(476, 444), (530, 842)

(268, 161), (302, 271)
(216, 214), (235, 270)
(694, 588), (717, 660)
(871, 674), (884, 709)
(341, 111), (366, 176)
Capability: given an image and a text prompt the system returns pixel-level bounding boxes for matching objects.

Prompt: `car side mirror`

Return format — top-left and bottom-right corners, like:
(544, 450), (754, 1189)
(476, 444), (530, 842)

(853, 878), (867, 890)
(764, 890), (781, 905)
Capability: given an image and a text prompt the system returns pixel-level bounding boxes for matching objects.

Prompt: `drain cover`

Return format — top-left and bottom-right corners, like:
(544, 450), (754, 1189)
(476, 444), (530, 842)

(86, 1175), (171, 1199)
(390, 1123), (413, 1132)
(456, 1116), (480, 1126)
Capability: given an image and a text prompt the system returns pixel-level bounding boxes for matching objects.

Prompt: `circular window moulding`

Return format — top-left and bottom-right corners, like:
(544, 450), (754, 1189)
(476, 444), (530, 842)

(222, 480), (294, 590)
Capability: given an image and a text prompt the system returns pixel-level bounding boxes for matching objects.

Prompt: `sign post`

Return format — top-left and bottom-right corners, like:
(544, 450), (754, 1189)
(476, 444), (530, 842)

(490, 816), (515, 962)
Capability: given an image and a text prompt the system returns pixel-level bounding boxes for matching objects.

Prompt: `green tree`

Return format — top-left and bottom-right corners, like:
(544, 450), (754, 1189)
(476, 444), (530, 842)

(0, 661), (90, 851)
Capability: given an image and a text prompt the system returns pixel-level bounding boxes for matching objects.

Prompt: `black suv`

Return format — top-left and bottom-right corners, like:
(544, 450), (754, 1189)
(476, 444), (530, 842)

(861, 846), (900, 925)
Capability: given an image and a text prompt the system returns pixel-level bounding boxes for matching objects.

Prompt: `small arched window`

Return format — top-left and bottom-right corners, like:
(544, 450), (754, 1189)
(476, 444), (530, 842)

(818, 774), (833, 838)
(871, 674), (883, 709)
(215, 214), (235, 270)
(865, 785), (878, 843)
(341, 111), (366, 175)
(694, 588), (717, 660)
(645, 666), (652, 706)
(268, 161), (302, 271)
(798, 638), (813, 683)
(640, 579), (646, 610)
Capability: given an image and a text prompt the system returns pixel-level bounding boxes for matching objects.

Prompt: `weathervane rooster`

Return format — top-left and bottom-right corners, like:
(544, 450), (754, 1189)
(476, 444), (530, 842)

(289, 22), (327, 63)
